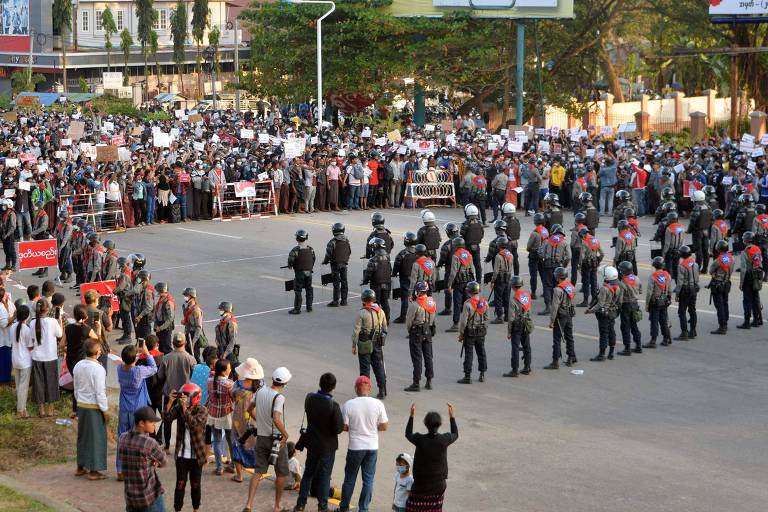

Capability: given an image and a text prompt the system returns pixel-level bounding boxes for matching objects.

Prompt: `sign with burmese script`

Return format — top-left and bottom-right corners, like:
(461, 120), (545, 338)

(17, 239), (58, 270)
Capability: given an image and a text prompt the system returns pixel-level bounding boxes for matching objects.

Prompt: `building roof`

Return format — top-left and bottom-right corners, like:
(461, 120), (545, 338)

(154, 93), (187, 103)
(63, 92), (102, 103)
(13, 92), (61, 107)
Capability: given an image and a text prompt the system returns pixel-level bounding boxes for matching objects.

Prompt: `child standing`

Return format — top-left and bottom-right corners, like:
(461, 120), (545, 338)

(393, 453), (413, 512)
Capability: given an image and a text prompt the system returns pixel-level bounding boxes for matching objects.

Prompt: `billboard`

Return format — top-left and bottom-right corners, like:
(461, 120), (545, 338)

(709, 0), (768, 16)
(385, 0), (573, 18)
(0, 0), (30, 51)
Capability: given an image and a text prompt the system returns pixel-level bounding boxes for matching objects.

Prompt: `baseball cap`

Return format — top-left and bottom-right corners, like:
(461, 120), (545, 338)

(355, 375), (371, 387)
(272, 367), (292, 384)
(134, 406), (161, 424)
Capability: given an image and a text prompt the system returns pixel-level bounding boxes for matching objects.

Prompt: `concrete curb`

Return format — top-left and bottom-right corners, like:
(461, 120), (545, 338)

(0, 473), (80, 512)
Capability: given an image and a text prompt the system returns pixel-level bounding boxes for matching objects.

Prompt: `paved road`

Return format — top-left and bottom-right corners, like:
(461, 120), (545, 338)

(23, 207), (768, 512)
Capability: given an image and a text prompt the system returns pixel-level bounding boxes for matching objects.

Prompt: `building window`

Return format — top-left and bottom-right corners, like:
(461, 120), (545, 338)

(116, 10), (124, 31)
(152, 9), (168, 30)
(95, 10), (103, 32)
(81, 10), (89, 33)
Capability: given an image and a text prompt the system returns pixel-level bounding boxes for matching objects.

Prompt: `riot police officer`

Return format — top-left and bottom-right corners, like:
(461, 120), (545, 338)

(703, 184), (719, 211)
(688, 190), (713, 270)
(543, 193), (563, 231)
(614, 219), (638, 275)
(578, 192), (600, 233)
(365, 212), (394, 257)
(352, 289), (388, 399)
(501, 202), (521, 275)
(752, 203), (768, 278)
(362, 237), (393, 322)
(537, 223), (570, 316)
(153, 282), (176, 354)
(215, 301), (238, 362)
(710, 209), (730, 259)
(114, 257), (134, 344)
(132, 269), (155, 341)
(446, 237), (475, 332)
(505, 276), (533, 377)
(54, 211), (74, 283)
(708, 240), (734, 334)
(644, 256), (672, 348)
(409, 244), (436, 295)
(586, 266), (622, 361)
(612, 189), (634, 228)
(417, 209), (442, 260)
(461, 203), (485, 279)
(673, 245), (699, 340)
(393, 232), (419, 323)
(0, 199), (16, 271)
(404, 281), (437, 392)
(86, 233), (105, 283)
(654, 187), (676, 225)
(570, 212), (588, 286)
(490, 236), (514, 323)
(437, 223), (459, 315)
(287, 229), (316, 314)
(484, 219), (508, 265)
(526, 213), (549, 300)
(323, 222), (351, 307)
(577, 227), (603, 307)
(662, 212), (685, 280)
(617, 261), (642, 355)
(101, 240), (119, 281)
(544, 267), (577, 369)
(725, 184), (745, 224)
(733, 194), (756, 253)
(457, 281), (489, 384)
(737, 232), (763, 329)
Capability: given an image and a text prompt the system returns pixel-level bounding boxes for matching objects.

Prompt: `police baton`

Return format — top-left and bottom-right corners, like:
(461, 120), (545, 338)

(554, 316), (566, 364)
(280, 265), (289, 269)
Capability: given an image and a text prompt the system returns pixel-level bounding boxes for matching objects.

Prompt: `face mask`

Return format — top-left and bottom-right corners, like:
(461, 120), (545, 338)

(219, 311), (226, 317)
(396, 466), (407, 474)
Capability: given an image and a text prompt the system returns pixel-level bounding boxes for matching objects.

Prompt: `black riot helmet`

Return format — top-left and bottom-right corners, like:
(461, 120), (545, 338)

(465, 281), (481, 295)
(361, 288), (377, 303)
(331, 222), (345, 235)
(679, 245), (692, 258)
(117, 257), (129, 268)
(652, 256), (664, 269)
(730, 184), (745, 196)
(403, 231), (418, 246)
(493, 219), (507, 234)
(295, 229), (309, 242)
(533, 213), (546, 226)
(578, 192), (593, 204)
(452, 237), (465, 248)
(183, 287), (197, 299)
(544, 193), (561, 207)
(154, 282), (169, 294)
(662, 201), (677, 213)
(132, 253), (146, 271)
(550, 224), (564, 235)
(103, 240), (115, 250)
(617, 219), (629, 231)
(368, 237), (386, 250)
(666, 211), (679, 223)
(715, 239), (729, 254)
(510, 276), (523, 288)
(414, 244), (427, 256)
(757, 204), (767, 215)
(618, 261), (634, 276)
(371, 212), (385, 227)
(742, 231), (755, 244)
(624, 208), (636, 219)
(218, 301), (233, 313)
(713, 208), (724, 220)
(554, 267), (568, 281)
(136, 269), (151, 282)
(615, 189), (630, 201)
(661, 187), (675, 201)
(703, 185), (716, 196)
(574, 212), (586, 224)
(496, 236), (509, 248)
(445, 222), (459, 238)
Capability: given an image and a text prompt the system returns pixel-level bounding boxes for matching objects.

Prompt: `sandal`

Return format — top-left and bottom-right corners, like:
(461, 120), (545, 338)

(74, 468), (87, 477)
(231, 475), (243, 483)
(214, 467), (224, 476)
(87, 472), (107, 481)
(241, 508), (251, 512)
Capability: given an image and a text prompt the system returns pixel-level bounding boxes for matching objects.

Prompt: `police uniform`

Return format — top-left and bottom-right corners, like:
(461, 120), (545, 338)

(586, 281), (622, 359)
(352, 302), (388, 395)
(30, 209), (50, 275)
(491, 248), (514, 321)
(614, 228), (638, 275)
(461, 217), (484, 279)
(584, 203), (600, 233)
(503, 213), (521, 275)
(436, 238), (454, 314)
(154, 292), (176, 354)
(405, 294), (437, 390)
(409, 256), (436, 295)
(447, 247), (475, 327)
(739, 244), (763, 327)
(393, 245), (419, 321)
(507, 288), (533, 375)
(288, 242), (316, 313)
(544, 207), (563, 231)
(674, 256), (700, 339)
(101, 249), (119, 281)
(87, 243), (105, 282)
(323, 234), (351, 306)
(618, 273), (643, 353)
(733, 205), (756, 252)
(68, 226), (83, 284)
(548, 280), (576, 366)
(458, 295), (489, 381)
(114, 267), (134, 342)
(569, 222), (586, 285)
(645, 269), (672, 346)
(689, 203), (713, 269)
(417, 225), (442, 260)
(526, 225), (549, 298)
(708, 251), (734, 333)
(365, 227), (394, 257)
(537, 233), (570, 312)
(133, 284), (155, 340)
(181, 299), (204, 361)
(579, 234), (604, 305)
(215, 314), (238, 361)
(363, 251), (392, 322)
(710, 219), (730, 257)
(662, 221), (685, 280)
(752, 213), (768, 277)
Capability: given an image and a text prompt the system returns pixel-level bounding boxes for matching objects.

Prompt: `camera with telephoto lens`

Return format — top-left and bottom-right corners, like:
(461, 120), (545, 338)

(269, 433), (283, 467)
(237, 426), (258, 445)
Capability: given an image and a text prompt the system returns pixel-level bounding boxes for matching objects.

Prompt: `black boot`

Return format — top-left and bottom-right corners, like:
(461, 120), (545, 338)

(478, 372), (485, 383)
(633, 344), (643, 353)
(403, 382), (420, 392)
(438, 308), (451, 316)
(618, 347), (632, 356)
(424, 379), (432, 390)
(289, 309), (301, 315)
(660, 338), (672, 346)
(674, 331), (689, 341)
(340, 299), (348, 306)
(327, 301), (339, 307)
(565, 356), (578, 367)
(543, 360), (559, 370)
(607, 347), (615, 360)
(643, 338), (657, 348)
(737, 322), (751, 329)
(689, 327), (697, 339)
(521, 366), (531, 375)
(393, 316), (405, 324)
(711, 326), (727, 335)
(445, 323), (458, 333)
(457, 373), (472, 384)
(376, 386), (387, 400)
(537, 307), (551, 316)
(590, 353), (606, 362)
(490, 317), (504, 324)
(576, 299), (589, 307)
(503, 370), (519, 377)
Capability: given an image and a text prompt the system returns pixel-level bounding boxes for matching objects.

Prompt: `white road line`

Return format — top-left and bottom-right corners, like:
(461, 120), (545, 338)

(153, 255), (284, 272)
(176, 227), (243, 239)
(203, 291), (362, 322)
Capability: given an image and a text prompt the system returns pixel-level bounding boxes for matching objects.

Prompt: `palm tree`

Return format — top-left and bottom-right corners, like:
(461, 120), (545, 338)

(52, 0), (72, 92)
(135, 0), (157, 94)
(101, 6), (117, 72)
(208, 26), (220, 74)
(170, 0), (189, 95)
(120, 29), (133, 86)
(191, 0), (209, 98)
(149, 30), (161, 93)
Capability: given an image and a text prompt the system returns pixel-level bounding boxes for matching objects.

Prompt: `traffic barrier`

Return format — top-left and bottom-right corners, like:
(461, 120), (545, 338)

(212, 180), (278, 221)
(60, 193), (127, 233)
(403, 170), (457, 208)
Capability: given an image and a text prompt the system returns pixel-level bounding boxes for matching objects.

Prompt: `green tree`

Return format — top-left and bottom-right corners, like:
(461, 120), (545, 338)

(170, 0), (189, 95)
(79, 77), (89, 93)
(191, 0), (209, 98)
(135, 0), (157, 90)
(10, 69), (45, 94)
(52, 0), (72, 92)
(120, 29), (134, 86)
(208, 26), (220, 73)
(101, 6), (117, 72)
(150, 30), (161, 93)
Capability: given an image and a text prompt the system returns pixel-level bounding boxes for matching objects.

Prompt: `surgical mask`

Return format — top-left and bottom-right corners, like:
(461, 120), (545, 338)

(219, 311), (226, 317)
(396, 466), (408, 474)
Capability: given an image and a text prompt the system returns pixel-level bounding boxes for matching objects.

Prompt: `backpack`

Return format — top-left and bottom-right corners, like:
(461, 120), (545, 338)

(353, 165), (364, 180)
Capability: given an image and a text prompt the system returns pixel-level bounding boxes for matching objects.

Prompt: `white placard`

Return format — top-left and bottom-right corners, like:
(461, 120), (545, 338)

(742, 133), (755, 143)
(153, 133), (171, 148)
(18, 181), (31, 191)
(54, 151), (68, 159)
(257, 172), (269, 181)
(509, 141), (523, 153)
(539, 141), (550, 153)
(4, 189), (15, 198)
(760, 134), (768, 145)
(258, 133), (270, 144)
(614, 139), (626, 147)
(585, 148), (595, 158)
(193, 141), (206, 152)
(488, 142), (498, 151)
(446, 134), (456, 145)
(500, 128), (510, 138)
(103, 121), (114, 132)
(170, 128), (180, 139)
(118, 147), (132, 162)
(673, 163), (685, 173)
(375, 137), (386, 146)
(601, 126), (614, 136)
(740, 141), (755, 153)
(240, 129), (254, 140)
(175, 109), (185, 119)
(721, 176), (733, 185)
(361, 128), (372, 138)
(310, 136), (319, 144)
(397, 146), (407, 155)
(424, 124), (435, 132)
(61, 138), (72, 147)
(752, 147), (765, 157)
(534, 128), (546, 136)
(516, 135), (529, 144)
(747, 161), (756, 171)
(211, 134), (220, 143)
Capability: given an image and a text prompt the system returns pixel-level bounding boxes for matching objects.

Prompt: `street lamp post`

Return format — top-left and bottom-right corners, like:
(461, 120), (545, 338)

(284, 0), (335, 131)
(203, 46), (217, 111)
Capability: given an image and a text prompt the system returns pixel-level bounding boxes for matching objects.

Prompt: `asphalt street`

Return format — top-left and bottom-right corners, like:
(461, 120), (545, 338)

(26, 207), (768, 512)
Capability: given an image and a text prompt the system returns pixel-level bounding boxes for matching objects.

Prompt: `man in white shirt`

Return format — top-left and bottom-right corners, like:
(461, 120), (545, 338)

(72, 339), (109, 480)
(337, 376), (388, 512)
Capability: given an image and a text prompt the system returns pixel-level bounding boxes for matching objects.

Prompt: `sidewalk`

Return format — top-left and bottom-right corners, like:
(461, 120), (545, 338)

(4, 455), (316, 512)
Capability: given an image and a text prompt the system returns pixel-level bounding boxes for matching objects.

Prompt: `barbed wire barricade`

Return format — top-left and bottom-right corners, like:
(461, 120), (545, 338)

(60, 193), (127, 233)
(403, 170), (457, 209)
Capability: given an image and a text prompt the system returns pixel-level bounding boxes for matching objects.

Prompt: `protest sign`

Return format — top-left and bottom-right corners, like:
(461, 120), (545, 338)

(509, 141), (523, 153)
(193, 141), (206, 152)
(4, 158), (19, 168)
(387, 130), (402, 143)
(153, 133), (171, 148)
(17, 239), (58, 270)
(234, 181), (257, 198)
(111, 135), (125, 146)
(96, 145), (119, 162)
(500, 128), (510, 138)
(103, 121), (115, 132)
(80, 280), (119, 312)
(118, 147), (132, 162)
(68, 121), (85, 140)
(375, 137), (386, 146)
(54, 151), (68, 160)
(361, 127), (372, 138)
(19, 153), (36, 164)
(673, 163), (685, 173)
(240, 129), (254, 140)
(2, 112), (17, 122)
(258, 133), (270, 144)
(18, 181), (31, 191)
(760, 134), (768, 146)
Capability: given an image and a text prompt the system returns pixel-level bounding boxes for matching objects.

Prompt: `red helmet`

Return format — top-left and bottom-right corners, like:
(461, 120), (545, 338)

(180, 383), (202, 407)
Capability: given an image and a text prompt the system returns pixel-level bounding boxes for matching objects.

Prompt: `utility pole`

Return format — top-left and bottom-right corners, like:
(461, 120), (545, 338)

(234, 18), (240, 113)
(515, 21), (525, 125)
(730, 53), (738, 140)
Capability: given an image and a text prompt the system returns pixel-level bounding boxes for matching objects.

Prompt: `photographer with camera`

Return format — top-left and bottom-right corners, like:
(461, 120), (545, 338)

(158, 332), (197, 451)
(164, 382), (208, 512)
(243, 367), (292, 512)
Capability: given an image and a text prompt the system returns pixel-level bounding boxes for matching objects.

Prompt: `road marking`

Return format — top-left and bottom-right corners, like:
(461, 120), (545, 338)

(152, 254), (284, 272)
(534, 324), (600, 341)
(176, 227), (242, 239)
